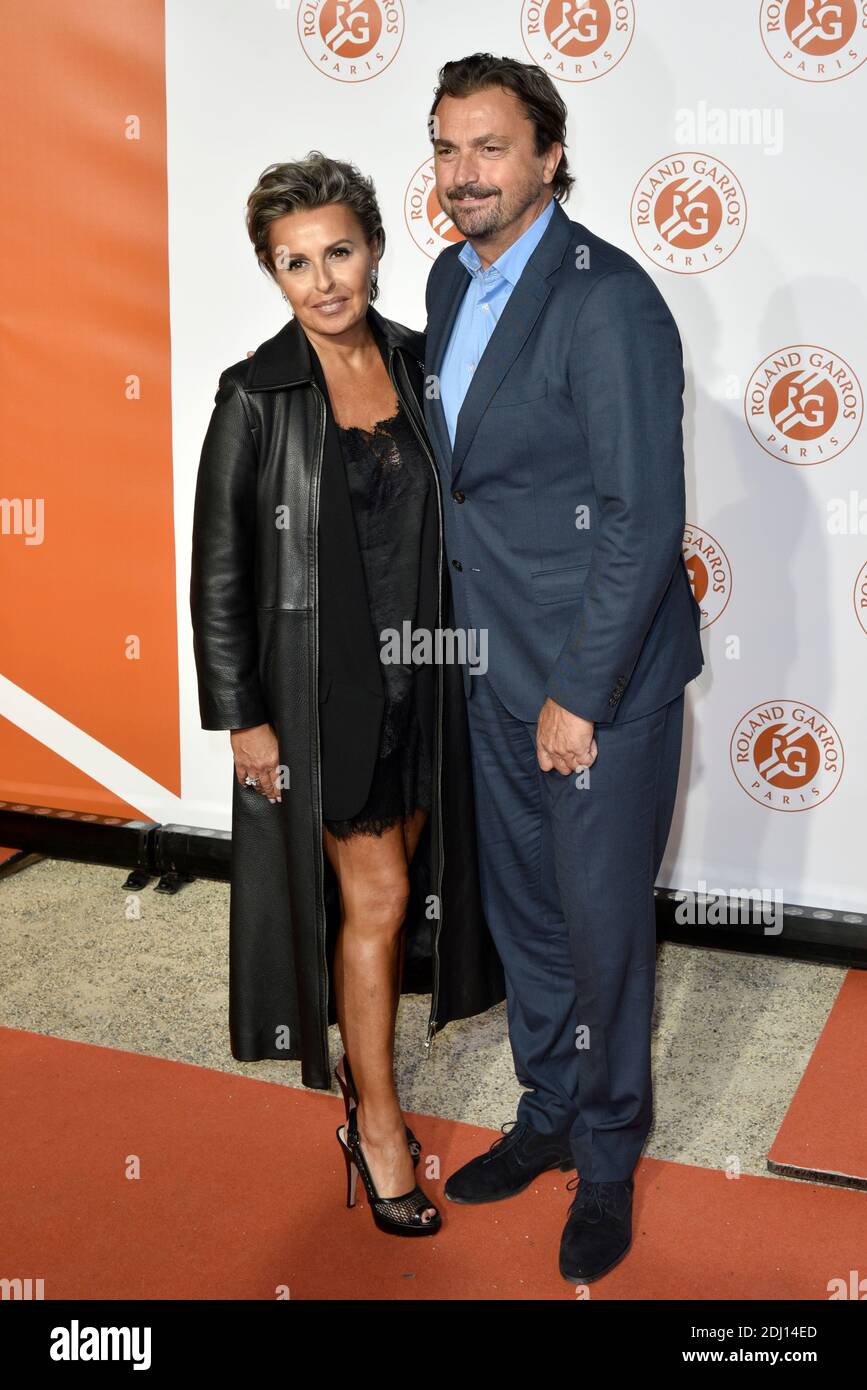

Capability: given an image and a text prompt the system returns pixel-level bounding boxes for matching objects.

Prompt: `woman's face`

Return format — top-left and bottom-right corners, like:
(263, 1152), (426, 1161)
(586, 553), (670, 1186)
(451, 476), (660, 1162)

(268, 201), (378, 338)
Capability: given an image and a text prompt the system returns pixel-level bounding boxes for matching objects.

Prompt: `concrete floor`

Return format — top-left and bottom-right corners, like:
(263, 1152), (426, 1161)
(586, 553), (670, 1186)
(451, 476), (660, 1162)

(0, 855), (846, 1181)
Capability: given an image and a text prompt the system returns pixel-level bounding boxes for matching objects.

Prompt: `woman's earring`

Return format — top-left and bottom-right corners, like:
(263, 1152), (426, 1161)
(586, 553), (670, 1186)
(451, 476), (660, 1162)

(281, 290), (294, 318)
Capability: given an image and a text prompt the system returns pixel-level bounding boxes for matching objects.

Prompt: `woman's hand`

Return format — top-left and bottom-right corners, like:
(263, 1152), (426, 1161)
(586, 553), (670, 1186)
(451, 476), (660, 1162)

(230, 723), (282, 803)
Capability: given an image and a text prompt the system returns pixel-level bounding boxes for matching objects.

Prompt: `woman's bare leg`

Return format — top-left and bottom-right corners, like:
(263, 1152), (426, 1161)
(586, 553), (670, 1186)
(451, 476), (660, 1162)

(325, 811), (433, 1213)
(394, 806), (428, 993)
(331, 809), (429, 1037)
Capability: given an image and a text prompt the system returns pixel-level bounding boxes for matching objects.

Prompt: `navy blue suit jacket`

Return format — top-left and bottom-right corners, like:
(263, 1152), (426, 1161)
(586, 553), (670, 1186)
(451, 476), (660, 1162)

(423, 198), (704, 725)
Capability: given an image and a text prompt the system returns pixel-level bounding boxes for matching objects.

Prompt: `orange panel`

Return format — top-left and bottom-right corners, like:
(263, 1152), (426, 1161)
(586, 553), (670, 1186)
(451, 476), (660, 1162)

(0, 714), (146, 820)
(0, 1), (178, 803)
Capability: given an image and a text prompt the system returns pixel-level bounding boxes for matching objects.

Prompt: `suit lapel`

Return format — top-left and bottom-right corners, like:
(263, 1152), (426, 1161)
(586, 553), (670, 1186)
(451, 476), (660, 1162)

(424, 201), (574, 488)
(423, 253), (469, 479)
(449, 267), (552, 487)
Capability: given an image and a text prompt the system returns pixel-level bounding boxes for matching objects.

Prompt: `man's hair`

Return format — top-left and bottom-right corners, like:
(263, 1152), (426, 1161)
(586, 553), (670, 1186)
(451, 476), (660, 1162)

(429, 52), (574, 202)
(246, 151), (385, 302)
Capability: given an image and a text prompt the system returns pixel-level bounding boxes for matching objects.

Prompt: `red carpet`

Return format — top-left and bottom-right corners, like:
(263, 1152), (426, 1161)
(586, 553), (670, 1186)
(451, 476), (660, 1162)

(769, 969), (867, 1188)
(2, 1026), (866, 1299)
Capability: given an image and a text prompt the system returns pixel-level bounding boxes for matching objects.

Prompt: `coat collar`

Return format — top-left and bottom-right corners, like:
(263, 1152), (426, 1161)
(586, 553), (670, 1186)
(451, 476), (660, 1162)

(245, 303), (424, 390)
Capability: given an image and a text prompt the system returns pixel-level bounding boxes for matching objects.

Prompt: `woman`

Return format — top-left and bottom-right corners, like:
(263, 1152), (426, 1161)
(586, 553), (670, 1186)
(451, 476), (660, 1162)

(190, 153), (505, 1237)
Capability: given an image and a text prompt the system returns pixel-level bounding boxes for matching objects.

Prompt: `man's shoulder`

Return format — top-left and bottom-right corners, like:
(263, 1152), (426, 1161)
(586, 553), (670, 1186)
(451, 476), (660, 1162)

(559, 216), (651, 288)
(427, 211), (650, 288)
(555, 215), (676, 329)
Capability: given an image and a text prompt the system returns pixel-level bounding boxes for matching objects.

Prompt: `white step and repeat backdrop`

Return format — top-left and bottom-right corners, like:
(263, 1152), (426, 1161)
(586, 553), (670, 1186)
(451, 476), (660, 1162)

(170, 1), (867, 915)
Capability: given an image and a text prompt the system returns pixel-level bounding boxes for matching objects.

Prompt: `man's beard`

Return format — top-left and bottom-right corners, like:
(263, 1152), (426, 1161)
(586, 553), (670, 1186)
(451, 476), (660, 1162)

(444, 179), (543, 241)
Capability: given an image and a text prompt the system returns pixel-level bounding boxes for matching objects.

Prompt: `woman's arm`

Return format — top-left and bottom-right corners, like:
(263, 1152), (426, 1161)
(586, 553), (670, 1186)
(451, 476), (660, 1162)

(190, 370), (269, 732)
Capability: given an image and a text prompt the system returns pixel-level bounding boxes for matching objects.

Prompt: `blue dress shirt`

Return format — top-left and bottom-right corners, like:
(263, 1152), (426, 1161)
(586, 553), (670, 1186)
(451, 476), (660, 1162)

(438, 198), (555, 448)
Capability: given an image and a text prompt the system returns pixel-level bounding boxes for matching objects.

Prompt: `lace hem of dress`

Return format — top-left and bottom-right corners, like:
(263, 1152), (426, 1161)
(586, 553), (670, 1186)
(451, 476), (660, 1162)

(323, 807), (428, 841)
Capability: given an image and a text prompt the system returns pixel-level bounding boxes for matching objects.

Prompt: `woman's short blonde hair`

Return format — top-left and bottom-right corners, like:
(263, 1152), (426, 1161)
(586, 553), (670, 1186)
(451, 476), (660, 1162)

(246, 151), (385, 302)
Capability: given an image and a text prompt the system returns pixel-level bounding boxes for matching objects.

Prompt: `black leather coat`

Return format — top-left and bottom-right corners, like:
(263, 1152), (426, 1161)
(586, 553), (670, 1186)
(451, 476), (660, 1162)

(190, 304), (505, 1089)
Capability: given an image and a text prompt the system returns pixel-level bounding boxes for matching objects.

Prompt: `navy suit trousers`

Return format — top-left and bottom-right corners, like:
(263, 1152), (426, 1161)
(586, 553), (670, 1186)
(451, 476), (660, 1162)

(465, 671), (685, 1181)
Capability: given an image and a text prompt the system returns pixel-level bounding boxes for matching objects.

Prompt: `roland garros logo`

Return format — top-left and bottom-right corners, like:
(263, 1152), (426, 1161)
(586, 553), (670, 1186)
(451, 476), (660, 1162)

(297, 0), (404, 82)
(683, 524), (732, 628)
(760, 0), (867, 82)
(745, 345), (863, 465)
(854, 560), (867, 636)
(730, 700), (843, 811)
(630, 153), (746, 273)
(520, 0), (635, 81)
(404, 157), (465, 259)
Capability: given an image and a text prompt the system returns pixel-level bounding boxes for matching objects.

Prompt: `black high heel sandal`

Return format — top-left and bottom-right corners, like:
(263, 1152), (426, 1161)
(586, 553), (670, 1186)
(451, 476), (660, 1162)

(337, 1107), (441, 1237)
(335, 1052), (421, 1167)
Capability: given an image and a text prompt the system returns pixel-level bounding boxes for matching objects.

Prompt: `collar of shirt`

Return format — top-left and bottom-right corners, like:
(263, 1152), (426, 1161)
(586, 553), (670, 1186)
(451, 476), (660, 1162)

(457, 197), (556, 288)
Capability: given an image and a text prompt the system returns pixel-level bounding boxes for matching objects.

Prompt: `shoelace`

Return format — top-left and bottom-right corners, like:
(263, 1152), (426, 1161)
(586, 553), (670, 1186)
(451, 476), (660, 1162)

(484, 1120), (527, 1162)
(565, 1176), (630, 1223)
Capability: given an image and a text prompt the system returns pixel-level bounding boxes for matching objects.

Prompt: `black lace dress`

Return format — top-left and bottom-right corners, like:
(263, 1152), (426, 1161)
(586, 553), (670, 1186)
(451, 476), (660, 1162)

(322, 401), (434, 840)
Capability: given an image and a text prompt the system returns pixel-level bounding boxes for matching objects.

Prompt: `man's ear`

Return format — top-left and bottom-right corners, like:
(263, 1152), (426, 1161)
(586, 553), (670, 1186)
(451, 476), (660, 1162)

(544, 141), (563, 187)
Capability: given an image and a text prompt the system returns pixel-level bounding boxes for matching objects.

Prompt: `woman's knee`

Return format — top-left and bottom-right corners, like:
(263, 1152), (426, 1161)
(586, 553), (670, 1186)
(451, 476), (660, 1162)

(344, 872), (410, 940)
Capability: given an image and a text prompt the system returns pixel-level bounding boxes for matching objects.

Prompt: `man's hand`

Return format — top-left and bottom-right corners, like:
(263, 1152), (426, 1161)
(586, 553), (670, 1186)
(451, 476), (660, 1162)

(536, 697), (597, 775)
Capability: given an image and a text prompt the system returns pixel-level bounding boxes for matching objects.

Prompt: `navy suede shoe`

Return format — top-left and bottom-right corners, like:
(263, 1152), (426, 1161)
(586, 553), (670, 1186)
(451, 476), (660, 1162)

(445, 1120), (575, 1204)
(559, 1175), (634, 1281)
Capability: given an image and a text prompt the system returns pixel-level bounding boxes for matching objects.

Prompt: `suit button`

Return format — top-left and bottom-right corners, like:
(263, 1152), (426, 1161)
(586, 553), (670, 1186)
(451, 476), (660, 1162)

(452, 559), (463, 571)
(452, 490), (466, 503)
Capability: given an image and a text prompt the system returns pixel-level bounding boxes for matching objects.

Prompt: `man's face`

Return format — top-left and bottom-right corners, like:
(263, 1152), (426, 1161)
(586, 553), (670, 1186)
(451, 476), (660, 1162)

(431, 85), (561, 243)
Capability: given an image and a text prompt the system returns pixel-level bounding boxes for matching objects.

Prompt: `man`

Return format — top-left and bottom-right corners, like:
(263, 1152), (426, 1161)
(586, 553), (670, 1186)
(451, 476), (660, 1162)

(422, 53), (704, 1283)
